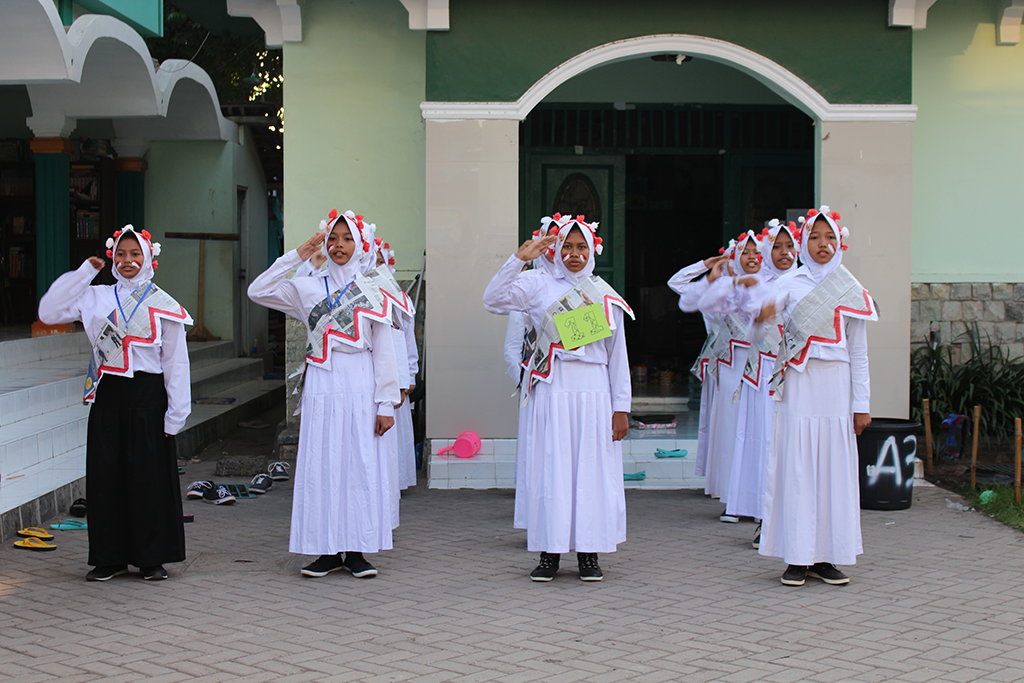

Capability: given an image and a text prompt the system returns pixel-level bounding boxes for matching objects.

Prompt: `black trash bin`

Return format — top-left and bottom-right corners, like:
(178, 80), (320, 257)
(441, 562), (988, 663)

(856, 418), (921, 510)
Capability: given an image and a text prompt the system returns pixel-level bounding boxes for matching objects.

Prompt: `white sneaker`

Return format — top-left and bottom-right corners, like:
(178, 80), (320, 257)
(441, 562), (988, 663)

(719, 514), (740, 523)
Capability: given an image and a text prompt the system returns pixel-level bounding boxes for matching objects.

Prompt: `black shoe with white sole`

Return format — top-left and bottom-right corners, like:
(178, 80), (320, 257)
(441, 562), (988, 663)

(268, 461), (291, 481)
(86, 565), (129, 581)
(301, 553), (346, 577)
(781, 564), (807, 586)
(577, 553), (604, 582)
(807, 563), (850, 585)
(249, 473), (273, 494)
(343, 552), (378, 578)
(752, 522), (761, 549)
(203, 484), (236, 505)
(186, 480), (214, 499)
(530, 552), (560, 582)
(141, 565), (168, 581)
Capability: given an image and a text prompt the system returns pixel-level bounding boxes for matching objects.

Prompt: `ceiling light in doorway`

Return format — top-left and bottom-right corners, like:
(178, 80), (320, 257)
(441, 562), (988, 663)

(650, 53), (692, 64)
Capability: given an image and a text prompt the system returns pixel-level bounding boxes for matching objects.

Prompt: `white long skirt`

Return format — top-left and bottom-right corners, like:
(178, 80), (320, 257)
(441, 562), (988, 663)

(703, 360), (744, 499)
(291, 350), (396, 555)
(395, 400), (417, 489)
(759, 359), (862, 566)
(519, 359), (626, 553)
(725, 361), (775, 519)
(513, 382), (529, 530)
(694, 372), (717, 478)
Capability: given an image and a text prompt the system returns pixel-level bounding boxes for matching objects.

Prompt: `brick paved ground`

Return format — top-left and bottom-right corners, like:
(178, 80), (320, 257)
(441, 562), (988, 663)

(2, 419), (1024, 681)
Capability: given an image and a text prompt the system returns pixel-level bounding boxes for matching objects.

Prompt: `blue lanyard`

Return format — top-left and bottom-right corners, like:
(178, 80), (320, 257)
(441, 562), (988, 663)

(114, 282), (153, 327)
(325, 278), (352, 309)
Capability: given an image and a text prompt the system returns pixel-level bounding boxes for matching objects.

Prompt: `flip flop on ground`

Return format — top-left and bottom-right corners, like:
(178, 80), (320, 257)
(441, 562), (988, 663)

(17, 527), (54, 540)
(14, 537), (57, 551)
(50, 520), (88, 530)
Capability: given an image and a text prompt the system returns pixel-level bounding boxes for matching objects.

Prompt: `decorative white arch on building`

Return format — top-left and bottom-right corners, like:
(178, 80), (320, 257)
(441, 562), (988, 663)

(420, 34), (918, 123)
(0, 0), (235, 142)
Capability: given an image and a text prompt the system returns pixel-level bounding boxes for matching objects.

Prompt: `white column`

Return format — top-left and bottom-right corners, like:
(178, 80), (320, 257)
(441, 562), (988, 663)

(820, 120), (914, 420)
(425, 119), (520, 439)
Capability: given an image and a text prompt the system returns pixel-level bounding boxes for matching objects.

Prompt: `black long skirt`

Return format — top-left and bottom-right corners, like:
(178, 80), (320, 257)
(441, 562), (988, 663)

(86, 372), (185, 567)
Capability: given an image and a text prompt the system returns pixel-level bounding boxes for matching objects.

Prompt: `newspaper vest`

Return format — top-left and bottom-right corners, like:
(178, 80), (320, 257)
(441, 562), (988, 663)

(769, 265), (878, 400)
(522, 275), (633, 399)
(84, 284), (192, 402)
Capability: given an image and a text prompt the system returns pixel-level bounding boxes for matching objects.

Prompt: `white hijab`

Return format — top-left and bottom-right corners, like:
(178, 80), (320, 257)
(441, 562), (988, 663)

(551, 215), (599, 285)
(797, 206), (847, 284)
(107, 224), (159, 291)
(729, 230), (761, 277)
(374, 236), (396, 273)
(532, 216), (560, 278)
(761, 220), (799, 282)
(321, 210), (377, 289)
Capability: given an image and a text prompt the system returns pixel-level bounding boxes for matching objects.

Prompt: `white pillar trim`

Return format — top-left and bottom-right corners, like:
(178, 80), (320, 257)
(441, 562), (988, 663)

(889, 0), (938, 30)
(998, 1), (1024, 45)
(420, 34), (917, 123)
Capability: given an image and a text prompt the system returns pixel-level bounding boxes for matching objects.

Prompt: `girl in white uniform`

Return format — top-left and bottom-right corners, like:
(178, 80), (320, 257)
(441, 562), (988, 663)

(484, 216), (630, 582)
(39, 226), (191, 582)
(697, 232), (764, 513)
(753, 207), (876, 586)
(248, 210), (400, 580)
(667, 253), (729, 490)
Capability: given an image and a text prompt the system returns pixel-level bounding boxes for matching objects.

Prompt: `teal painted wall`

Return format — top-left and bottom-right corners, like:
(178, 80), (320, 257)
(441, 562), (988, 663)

(427, 0), (912, 105)
(912, 0), (1024, 282)
(281, 0), (425, 279)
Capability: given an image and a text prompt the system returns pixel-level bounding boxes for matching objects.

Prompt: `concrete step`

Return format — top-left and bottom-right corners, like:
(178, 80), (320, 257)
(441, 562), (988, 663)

(0, 331), (90, 368)
(187, 340), (236, 370)
(173, 378), (286, 461)
(190, 357), (266, 399)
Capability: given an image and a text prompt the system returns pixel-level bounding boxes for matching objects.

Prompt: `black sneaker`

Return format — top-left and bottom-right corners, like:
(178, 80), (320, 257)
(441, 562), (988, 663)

(752, 522), (762, 550)
(69, 498), (87, 518)
(807, 563), (850, 585)
(186, 480), (214, 499)
(577, 553), (604, 582)
(249, 473), (273, 494)
(86, 565), (129, 582)
(268, 461), (291, 481)
(141, 565), (168, 581)
(301, 553), (346, 577)
(343, 552), (378, 578)
(203, 484), (236, 505)
(530, 552), (560, 582)
(781, 565), (807, 586)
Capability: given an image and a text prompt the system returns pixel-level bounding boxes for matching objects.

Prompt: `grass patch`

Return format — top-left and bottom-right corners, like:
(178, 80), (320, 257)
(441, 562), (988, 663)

(958, 484), (1024, 533)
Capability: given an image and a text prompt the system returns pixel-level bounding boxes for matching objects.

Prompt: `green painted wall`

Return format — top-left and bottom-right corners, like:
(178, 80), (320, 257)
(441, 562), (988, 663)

(144, 141), (237, 339)
(912, 0), (1024, 282)
(427, 0), (911, 105)
(281, 0), (425, 279)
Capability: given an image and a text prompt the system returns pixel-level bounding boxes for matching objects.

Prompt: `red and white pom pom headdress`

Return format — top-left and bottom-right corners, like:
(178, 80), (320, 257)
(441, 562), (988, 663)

(796, 205), (848, 251)
(320, 209), (373, 257)
(105, 225), (161, 270)
(720, 229), (764, 264)
(552, 213), (604, 256)
(373, 236), (396, 271)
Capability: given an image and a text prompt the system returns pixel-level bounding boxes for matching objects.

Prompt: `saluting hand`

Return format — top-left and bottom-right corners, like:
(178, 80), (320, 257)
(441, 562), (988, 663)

(87, 256), (105, 270)
(702, 254), (729, 270)
(297, 233), (325, 261)
(515, 235), (557, 263)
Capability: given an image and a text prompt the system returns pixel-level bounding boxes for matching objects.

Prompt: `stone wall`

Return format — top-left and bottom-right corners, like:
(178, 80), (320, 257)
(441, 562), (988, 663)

(910, 283), (1024, 362)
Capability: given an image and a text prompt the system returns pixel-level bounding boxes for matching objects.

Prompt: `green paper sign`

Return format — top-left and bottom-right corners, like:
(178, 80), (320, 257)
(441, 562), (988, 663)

(554, 304), (611, 350)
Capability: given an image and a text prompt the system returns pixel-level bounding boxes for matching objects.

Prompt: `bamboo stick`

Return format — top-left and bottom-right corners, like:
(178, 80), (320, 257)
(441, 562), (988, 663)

(923, 398), (933, 476)
(1015, 418), (1021, 506)
(971, 405), (981, 488)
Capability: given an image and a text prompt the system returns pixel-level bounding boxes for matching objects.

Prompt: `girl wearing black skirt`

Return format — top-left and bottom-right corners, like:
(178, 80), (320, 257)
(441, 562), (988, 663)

(39, 225), (192, 581)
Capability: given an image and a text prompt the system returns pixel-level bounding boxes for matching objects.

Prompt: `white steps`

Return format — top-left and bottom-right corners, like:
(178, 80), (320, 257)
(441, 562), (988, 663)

(0, 334), (284, 530)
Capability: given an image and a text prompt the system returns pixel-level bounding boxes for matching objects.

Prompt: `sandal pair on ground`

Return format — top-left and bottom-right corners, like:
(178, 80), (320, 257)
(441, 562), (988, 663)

(12, 522), (87, 551)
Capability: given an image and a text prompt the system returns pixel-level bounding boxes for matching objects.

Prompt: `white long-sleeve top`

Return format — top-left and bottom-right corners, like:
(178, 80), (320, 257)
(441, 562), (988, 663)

(483, 254), (631, 412)
(392, 326), (412, 390)
(696, 273), (770, 328)
(503, 311), (528, 383)
(38, 260), (192, 434)
(403, 319), (419, 381)
(751, 270), (871, 413)
(247, 249), (400, 417)
(668, 260), (711, 313)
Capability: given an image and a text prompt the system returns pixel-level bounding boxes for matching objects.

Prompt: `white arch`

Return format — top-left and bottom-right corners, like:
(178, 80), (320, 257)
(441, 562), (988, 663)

(0, 0), (72, 83)
(421, 34), (917, 122)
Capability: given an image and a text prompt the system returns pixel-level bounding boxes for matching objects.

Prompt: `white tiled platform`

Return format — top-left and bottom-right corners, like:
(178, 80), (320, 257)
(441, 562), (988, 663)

(428, 409), (704, 490)
(0, 333), (284, 518)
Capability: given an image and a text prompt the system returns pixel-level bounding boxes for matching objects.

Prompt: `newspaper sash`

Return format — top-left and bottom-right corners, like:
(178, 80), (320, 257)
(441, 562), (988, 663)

(690, 315), (720, 383)
(522, 275), (633, 400)
(364, 265), (415, 324)
(84, 284), (192, 402)
(303, 274), (396, 369)
(732, 321), (783, 402)
(699, 313), (750, 389)
(769, 265), (879, 400)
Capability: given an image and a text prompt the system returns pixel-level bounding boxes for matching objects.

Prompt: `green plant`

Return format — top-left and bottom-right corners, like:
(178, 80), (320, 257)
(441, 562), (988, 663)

(910, 322), (1024, 442)
(958, 484), (1024, 533)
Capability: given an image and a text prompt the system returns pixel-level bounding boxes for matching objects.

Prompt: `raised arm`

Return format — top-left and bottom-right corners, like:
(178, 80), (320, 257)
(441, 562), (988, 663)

(248, 250), (308, 319)
(38, 258), (102, 325)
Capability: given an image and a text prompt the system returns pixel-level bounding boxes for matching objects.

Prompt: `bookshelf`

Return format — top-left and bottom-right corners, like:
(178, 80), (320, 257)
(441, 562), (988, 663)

(69, 156), (115, 284)
(1, 142), (36, 324)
